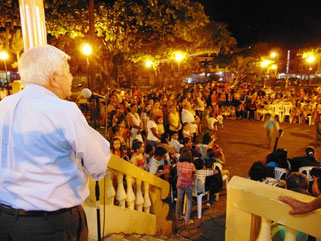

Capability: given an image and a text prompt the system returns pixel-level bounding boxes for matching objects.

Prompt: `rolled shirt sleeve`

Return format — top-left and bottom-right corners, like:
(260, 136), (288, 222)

(63, 103), (110, 180)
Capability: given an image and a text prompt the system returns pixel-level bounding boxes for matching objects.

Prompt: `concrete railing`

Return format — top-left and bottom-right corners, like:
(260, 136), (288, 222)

(83, 154), (173, 240)
(226, 176), (321, 241)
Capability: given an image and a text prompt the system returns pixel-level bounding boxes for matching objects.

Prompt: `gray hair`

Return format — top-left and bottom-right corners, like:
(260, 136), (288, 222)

(18, 45), (70, 86)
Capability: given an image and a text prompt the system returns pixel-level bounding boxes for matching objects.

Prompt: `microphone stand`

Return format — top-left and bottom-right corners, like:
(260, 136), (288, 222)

(90, 94), (101, 241)
(82, 89), (105, 240)
(273, 129), (283, 154)
(95, 180), (101, 241)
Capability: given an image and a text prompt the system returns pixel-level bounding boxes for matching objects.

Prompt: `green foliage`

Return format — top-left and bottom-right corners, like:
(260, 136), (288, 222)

(0, 0), (20, 28)
(45, 0), (236, 61)
(0, 0), (237, 83)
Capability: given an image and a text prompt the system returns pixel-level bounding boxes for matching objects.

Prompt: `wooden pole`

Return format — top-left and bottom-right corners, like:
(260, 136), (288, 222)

(19, 0), (47, 50)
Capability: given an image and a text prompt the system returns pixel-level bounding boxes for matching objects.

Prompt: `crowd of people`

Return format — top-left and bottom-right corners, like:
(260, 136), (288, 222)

(2, 44), (320, 241)
(69, 79), (321, 225)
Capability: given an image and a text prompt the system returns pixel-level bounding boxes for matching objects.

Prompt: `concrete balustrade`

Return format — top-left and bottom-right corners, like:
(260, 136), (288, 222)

(83, 154), (172, 240)
(226, 176), (321, 241)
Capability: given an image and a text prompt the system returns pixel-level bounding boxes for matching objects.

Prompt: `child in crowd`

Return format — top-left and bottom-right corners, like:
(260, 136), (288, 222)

(170, 131), (183, 154)
(113, 125), (126, 145)
(130, 140), (146, 169)
(111, 138), (123, 158)
(156, 116), (165, 135)
(182, 137), (193, 150)
(175, 149), (196, 226)
(144, 144), (154, 166)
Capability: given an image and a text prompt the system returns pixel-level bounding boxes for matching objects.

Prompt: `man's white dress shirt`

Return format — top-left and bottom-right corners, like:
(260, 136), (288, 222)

(0, 84), (110, 211)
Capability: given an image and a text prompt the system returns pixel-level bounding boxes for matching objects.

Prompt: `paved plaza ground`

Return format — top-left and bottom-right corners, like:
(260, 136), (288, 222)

(100, 119), (318, 241)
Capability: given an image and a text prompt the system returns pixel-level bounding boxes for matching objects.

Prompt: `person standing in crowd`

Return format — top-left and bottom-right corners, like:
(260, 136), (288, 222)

(264, 113), (280, 148)
(147, 111), (161, 148)
(181, 101), (199, 141)
(127, 103), (143, 147)
(175, 149), (196, 226)
(168, 105), (181, 136)
(0, 45), (111, 241)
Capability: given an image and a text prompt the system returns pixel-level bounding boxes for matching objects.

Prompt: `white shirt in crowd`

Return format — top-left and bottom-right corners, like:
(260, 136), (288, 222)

(147, 119), (159, 142)
(148, 156), (164, 175)
(0, 84), (110, 211)
(181, 108), (197, 134)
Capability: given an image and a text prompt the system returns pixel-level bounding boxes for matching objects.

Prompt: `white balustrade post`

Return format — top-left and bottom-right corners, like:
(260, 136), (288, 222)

(256, 217), (272, 241)
(106, 169), (115, 205)
(284, 227), (297, 241)
(135, 179), (144, 212)
(126, 175), (135, 210)
(116, 171), (126, 208)
(143, 182), (151, 213)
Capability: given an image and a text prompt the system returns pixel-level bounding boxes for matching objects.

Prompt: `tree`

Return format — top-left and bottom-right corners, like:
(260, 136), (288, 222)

(11, 29), (24, 63)
(40, 0), (237, 87)
(0, 0), (20, 50)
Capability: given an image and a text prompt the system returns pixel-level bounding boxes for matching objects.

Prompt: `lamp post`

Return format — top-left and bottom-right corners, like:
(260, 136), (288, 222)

(145, 60), (155, 86)
(271, 64), (277, 78)
(82, 43), (92, 89)
(0, 51), (9, 94)
(306, 55), (315, 86)
(174, 52), (185, 88)
(175, 52), (185, 70)
(260, 60), (271, 88)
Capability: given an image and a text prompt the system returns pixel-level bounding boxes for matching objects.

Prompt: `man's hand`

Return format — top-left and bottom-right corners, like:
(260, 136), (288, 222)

(279, 196), (310, 215)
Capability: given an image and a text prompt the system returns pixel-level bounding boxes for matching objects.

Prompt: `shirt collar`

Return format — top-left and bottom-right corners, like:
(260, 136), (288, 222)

(23, 83), (59, 99)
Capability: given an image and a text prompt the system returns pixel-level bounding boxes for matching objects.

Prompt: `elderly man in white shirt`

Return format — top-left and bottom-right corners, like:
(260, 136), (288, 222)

(0, 45), (111, 241)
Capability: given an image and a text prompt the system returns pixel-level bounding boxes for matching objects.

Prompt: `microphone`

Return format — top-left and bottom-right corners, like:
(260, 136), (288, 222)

(81, 88), (105, 99)
(81, 88), (92, 98)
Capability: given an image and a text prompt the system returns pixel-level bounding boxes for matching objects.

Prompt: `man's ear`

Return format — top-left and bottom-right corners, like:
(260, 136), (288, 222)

(49, 72), (60, 88)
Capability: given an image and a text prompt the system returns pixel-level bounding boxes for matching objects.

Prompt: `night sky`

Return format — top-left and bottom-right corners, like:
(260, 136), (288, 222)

(199, 0), (321, 49)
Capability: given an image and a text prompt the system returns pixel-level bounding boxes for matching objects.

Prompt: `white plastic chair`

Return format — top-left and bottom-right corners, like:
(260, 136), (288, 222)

(299, 166), (314, 182)
(213, 162), (229, 201)
(183, 169), (211, 219)
(308, 116), (312, 126)
(273, 104), (283, 122)
(283, 105), (292, 123)
(274, 167), (289, 181)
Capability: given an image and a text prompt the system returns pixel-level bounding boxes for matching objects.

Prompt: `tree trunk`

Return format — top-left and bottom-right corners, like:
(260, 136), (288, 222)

(88, 0), (96, 90)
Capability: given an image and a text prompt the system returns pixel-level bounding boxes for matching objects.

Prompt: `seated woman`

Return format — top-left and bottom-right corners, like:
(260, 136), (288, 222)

(193, 158), (221, 207)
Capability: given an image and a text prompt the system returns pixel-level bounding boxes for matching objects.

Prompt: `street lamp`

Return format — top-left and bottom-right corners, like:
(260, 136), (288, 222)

(0, 51), (9, 94)
(306, 55), (315, 86)
(175, 52), (185, 62)
(270, 52), (277, 58)
(145, 60), (153, 68)
(82, 43), (92, 88)
(271, 64), (277, 76)
(260, 60), (271, 88)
